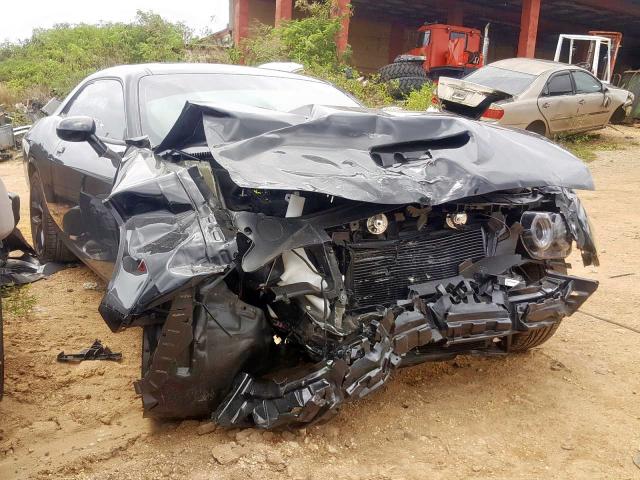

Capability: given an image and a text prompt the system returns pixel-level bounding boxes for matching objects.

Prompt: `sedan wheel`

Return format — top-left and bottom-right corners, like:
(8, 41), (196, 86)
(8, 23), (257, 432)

(29, 171), (75, 263)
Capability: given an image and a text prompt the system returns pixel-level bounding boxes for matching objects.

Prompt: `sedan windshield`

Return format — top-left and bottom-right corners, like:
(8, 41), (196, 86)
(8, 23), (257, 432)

(463, 66), (537, 96)
(139, 73), (361, 145)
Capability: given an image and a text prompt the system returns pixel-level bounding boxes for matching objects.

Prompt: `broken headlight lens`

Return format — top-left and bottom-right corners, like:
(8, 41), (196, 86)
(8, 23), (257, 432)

(520, 211), (572, 260)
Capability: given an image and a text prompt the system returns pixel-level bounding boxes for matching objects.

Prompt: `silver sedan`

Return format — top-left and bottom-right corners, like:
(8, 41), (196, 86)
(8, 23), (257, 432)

(438, 58), (634, 137)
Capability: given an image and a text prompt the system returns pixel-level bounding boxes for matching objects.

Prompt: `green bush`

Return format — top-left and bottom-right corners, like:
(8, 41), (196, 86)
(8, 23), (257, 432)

(0, 11), (190, 98)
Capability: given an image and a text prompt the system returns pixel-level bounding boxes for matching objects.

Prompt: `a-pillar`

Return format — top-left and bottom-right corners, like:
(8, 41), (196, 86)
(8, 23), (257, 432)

(233, 0), (250, 47)
(275, 0), (293, 26)
(517, 0), (541, 57)
(335, 0), (351, 57)
(447, 0), (465, 26)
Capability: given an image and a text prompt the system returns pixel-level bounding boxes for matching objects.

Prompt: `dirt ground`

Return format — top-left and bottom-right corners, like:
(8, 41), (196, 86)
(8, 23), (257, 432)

(0, 125), (639, 480)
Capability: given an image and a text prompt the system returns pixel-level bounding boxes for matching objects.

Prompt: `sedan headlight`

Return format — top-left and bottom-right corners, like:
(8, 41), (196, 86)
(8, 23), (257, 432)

(520, 211), (572, 260)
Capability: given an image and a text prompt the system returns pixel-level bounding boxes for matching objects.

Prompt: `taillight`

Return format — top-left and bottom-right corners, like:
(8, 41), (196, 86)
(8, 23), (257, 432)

(481, 104), (504, 120)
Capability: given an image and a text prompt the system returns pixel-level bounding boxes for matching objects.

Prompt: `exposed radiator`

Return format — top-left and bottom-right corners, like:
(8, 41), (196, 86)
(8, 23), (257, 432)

(346, 227), (486, 311)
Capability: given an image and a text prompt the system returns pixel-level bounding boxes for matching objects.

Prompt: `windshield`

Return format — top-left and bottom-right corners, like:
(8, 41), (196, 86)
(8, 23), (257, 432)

(138, 73), (361, 145)
(463, 66), (537, 96)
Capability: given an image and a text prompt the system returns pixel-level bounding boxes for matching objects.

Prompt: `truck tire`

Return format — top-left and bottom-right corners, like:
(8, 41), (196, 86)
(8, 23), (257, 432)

(510, 322), (561, 352)
(379, 61), (427, 82)
(29, 171), (75, 263)
(388, 76), (429, 99)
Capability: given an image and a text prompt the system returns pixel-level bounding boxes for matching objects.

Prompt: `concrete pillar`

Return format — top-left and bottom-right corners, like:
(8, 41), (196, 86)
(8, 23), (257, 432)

(447, 0), (465, 26)
(517, 0), (541, 57)
(233, 0), (250, 47)
(275, 0), (293, 26)
(388, 24), (405, 63)
(335, 0), (351, 57)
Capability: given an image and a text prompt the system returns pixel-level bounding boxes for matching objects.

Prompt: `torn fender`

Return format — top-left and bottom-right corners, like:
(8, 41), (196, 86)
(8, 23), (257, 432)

(99, 147), (237, 331)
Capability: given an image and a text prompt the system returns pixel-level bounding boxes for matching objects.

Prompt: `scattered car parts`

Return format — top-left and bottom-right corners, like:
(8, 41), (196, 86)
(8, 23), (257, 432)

(56, 339), (122, 363)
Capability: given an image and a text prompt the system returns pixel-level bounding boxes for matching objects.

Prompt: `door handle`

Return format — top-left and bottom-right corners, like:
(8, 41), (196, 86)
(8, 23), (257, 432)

(542, 102), (550, 108)
(578, 99), (585, 105)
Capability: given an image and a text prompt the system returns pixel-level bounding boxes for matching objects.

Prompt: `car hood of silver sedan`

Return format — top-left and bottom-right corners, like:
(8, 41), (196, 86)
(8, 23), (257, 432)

(155, 102), (594, 205)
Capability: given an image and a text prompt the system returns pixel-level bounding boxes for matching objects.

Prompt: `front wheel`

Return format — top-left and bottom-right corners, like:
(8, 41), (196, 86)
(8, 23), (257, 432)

(29, 170), (75, 263)
(509, 322), (561, 352)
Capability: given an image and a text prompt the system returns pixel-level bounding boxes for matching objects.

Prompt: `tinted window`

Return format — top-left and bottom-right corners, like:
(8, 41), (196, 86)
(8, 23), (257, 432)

(463, 66), (537, 96)
(139, 73), (361, 146)
(546, 73), (573, 96)
(417, 30), (431, 47)
(65, 80), (126, 140)
(572, 71), (602, 93)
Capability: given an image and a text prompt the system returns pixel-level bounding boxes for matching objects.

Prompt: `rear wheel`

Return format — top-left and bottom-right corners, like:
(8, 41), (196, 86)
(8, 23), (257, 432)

(29, 171), (75, 263)
(525, 120), (547, 137)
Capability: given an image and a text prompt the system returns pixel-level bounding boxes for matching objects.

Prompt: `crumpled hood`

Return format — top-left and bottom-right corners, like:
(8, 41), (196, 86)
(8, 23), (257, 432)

(157, 102), (594, 205)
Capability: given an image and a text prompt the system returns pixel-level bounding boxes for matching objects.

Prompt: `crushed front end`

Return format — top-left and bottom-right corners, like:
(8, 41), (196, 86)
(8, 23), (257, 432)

(99, 105), (599, 428)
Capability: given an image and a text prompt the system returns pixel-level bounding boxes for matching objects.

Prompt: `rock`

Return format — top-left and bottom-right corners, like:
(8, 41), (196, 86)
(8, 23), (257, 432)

(235, 429), (254, 443)
(403, 429), (418, 441)
(326, 444), (338, 454)
(324, 425), (340, 440)
(281, 431), (296, 441)
(296, 428), (307, 438)
(561, 443), (575, 451)
(177, 419), (199, 431)
(211, 444), (244, 465)
(197, 422), (217, 436)
(266, 451), (286, 471)
(550, 360), (566, 371)
(82, 282), (98, 290)
(472, 465), (482, 472)
(633, 452), (640, 470)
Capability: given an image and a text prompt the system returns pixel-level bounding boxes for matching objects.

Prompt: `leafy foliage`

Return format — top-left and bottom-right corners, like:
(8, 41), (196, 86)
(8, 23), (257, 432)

(403, 83), (436, 111)
(0, 11), (190, 97)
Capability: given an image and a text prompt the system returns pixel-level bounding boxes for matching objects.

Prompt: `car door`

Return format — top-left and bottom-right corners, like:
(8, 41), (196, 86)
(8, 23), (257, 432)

(571, 70), (611, 129)
(50, 79), (127, 278)
(538, 71), (580, 134)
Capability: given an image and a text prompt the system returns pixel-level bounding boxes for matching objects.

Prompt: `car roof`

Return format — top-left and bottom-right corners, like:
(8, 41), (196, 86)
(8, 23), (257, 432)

(487, 58), (568, 76)
(85, 62), (326, 83)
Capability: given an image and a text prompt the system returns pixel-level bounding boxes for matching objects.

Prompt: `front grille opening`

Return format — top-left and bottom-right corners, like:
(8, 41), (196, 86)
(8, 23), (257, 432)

(345, 227), (486, 311)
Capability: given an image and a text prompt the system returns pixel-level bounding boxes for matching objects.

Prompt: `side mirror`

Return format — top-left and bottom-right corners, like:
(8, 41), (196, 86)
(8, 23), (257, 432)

(56, 116), (95, 143)
(56, 116), (109, 157)
(603, 86), (610, 93)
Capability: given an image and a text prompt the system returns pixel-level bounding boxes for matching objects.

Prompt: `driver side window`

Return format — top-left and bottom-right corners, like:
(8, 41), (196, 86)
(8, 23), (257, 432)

(544, 72), (574, 97)
(64, 80), (126, 141)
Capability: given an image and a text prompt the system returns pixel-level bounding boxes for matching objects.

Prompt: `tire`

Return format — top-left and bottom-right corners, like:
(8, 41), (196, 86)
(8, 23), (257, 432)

(510, 322), (561, 352)
(388, 76), (430, 100)
(525, 121), (547, 137)
(29, 170), (75, 263)
(379, 61), (427, 82)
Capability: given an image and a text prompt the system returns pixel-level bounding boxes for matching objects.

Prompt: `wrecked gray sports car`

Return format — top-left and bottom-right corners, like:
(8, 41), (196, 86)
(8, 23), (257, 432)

(23, 64), (598, 428)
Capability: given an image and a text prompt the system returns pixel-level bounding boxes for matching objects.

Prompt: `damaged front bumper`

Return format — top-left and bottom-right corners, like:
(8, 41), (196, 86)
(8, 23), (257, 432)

(213, 270), (597, 429)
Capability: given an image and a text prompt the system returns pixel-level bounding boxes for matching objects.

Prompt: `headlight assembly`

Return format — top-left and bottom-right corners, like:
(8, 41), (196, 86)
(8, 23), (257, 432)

(520, 211), (572, 260)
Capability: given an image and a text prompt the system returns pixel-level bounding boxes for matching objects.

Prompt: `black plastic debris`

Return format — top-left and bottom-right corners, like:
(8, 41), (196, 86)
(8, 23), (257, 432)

(57, 340), (122, 363)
